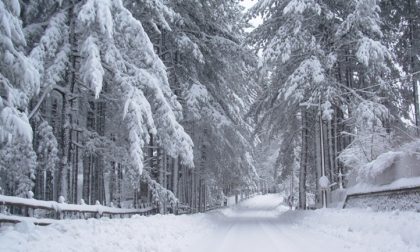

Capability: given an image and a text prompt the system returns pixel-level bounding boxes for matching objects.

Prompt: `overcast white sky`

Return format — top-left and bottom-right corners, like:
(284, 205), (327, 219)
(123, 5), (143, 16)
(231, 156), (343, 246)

(240, 0), (256, 10)
(240, 0), (263, 30)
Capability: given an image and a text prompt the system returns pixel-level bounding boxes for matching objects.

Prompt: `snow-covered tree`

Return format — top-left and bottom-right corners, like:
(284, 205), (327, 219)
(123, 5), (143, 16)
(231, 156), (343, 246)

(0, 140), (36, 196)
(169, 0), (260, 205)
(126, 0), (260, 210)
(0, 0), (41, 196)
(248, 0), (398, 208)
(75, 0), (194, 172)
(0, 0), (195, 207)
(0, 0), (39, 144)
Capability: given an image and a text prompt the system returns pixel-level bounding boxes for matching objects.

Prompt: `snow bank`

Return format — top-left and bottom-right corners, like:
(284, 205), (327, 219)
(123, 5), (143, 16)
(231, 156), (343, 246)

(0, 214), (214, 252)
(226, 195), (237, 206)
(220, 194), (286, 219)
(236, 193), (283, 209)
(359, 151), (401, 181)
(281, 208), (420, 252)
(340, 177), (420, 211)
(2, 194), (419, 252)
(347, 176), (420, 195)
(356, 139), (420, 185)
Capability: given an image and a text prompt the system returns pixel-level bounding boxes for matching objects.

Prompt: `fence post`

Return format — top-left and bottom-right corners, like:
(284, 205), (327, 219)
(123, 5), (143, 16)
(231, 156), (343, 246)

(95, 200), (102, 219)
(80, 199), (86, 219)
(57, 196), (65, 220)
(109, 202), (114, 219)
(26, 191), (34, 217)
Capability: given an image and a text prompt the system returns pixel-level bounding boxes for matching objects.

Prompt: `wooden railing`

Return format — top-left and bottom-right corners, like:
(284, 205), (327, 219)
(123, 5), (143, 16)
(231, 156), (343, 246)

(0, 191), (261, 225)
(0, 194), (157, 225)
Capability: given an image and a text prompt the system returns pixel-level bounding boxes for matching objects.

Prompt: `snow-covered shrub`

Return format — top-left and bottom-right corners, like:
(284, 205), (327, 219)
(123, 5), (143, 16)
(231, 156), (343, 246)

(0, 140), (36, 196)
(359, 151), (401, 182)
(356, 140), (420, 183)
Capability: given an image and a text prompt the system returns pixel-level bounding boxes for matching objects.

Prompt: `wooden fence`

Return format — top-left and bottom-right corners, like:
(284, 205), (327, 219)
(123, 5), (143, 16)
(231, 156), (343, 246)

(0, 194), (157, 226)
(0, 191), (260, 225)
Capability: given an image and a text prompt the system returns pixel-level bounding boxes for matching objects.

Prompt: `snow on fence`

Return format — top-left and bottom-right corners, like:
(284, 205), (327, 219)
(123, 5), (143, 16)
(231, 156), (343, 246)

(343, 185), (420, 211)
(0, 194), (157, 225)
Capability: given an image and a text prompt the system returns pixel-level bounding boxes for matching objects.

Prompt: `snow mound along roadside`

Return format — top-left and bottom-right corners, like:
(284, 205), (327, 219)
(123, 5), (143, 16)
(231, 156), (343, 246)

(218, 194), (288, 219)
(359, 151), (401, 181)
(347, 176), (420, 195)
(357, 139), (420, 184)
(0, 213), (214, 252)
(237, 193), (284, 209)
(281, 208), (420, 252)
(342, 177), (420, 211)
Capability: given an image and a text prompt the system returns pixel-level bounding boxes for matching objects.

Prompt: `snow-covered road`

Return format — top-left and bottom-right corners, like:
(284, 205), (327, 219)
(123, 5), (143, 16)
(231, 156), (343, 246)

(1, 194), (419, 252)
(190, 195), (356, 252)
(190, 194), (405, 252)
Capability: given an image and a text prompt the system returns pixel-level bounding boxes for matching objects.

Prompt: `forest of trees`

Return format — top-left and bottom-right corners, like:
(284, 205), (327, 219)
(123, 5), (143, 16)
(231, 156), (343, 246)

(0, 0), (419, 211)
(0, 0), (259, 212)
(248, 0), (420, 208)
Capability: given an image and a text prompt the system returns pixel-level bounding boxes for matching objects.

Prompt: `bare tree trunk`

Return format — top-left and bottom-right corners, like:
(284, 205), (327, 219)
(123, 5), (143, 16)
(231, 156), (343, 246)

(188, 169), (193, 212)
(201, 177), (206, 212)
(109, 161), (116, 204)
(172, 157), (179, 198)
(58, 4), (80, 202)
(409, 0), (420, 135)
(299, 109), (307, 209)
(334, 108), (343, 189)
(82, 156), (88, 203)
(158, 151), (165, 213)
(59, 93), (70, 200)
(327, 119), (335, 184)
(159, 151), (165, 186)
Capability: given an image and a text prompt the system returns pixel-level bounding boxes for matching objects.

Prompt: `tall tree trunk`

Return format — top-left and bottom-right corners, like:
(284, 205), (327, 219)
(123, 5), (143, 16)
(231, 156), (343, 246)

(334, 108), (343, 189)
(172, 157), (179, 198)
(409, 0), (420, 135)
(109, 161), (116, 205)
(299, 109), (307, 209)
(327, 119), (335, 184)
(59, 93), (70, 200)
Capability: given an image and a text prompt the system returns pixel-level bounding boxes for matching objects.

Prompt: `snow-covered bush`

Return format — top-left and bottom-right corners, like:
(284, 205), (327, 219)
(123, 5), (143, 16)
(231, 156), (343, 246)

(356, 140), (420, 184)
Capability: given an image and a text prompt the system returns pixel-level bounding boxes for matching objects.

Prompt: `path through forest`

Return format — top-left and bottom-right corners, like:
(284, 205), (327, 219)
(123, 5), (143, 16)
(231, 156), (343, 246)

(190, 194), (367, 252)
(1, 194), (419, 252)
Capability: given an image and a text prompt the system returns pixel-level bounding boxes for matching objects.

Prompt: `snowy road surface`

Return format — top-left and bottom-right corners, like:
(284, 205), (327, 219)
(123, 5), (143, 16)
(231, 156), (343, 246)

(1, 194), (420, 252)
(189, 194), (420, 252)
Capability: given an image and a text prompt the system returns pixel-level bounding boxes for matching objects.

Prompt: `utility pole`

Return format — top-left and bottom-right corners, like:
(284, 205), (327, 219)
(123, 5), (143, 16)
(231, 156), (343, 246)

(291, 166), (294, 197)
(290, 164), (294, 209)
(319, 103), (327, 208)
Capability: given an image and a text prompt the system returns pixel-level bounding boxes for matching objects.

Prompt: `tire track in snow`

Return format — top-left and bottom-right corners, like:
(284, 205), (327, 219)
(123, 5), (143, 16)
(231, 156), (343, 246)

(189, 194), (369, 252)
(214, 220), (280, 252)
(256, 221), (300, 252)
(262, 218), (368, 252)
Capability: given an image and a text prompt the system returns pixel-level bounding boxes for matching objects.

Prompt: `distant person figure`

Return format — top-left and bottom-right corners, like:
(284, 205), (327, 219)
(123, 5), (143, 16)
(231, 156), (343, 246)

(287, 195), (294, 209)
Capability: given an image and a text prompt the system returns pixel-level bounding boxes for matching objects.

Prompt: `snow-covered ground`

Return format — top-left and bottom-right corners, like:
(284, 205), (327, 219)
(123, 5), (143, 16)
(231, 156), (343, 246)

(1, 194), (419, 252)
(347, 176), (420, 194)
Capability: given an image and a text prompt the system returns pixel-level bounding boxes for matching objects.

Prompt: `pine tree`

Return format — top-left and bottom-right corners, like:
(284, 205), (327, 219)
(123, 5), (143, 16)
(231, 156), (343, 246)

(248, 0), (397, 208)
(0, 0), (40, 144)
(1, 0), (195, 206)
